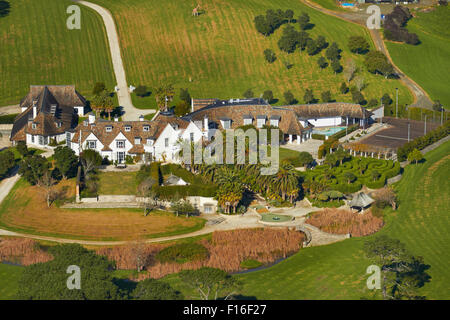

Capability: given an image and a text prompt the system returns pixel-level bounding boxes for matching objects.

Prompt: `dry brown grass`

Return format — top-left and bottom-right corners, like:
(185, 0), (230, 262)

(306, 208), (384, 237)
(98, 228), (304, 280)
(0, 179), (203, 241)
(0, 238), (52, 266)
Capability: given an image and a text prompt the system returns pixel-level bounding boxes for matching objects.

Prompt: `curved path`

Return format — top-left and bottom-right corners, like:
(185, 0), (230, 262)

(300, 0), (433, 108)
(74, 1), (155, 120)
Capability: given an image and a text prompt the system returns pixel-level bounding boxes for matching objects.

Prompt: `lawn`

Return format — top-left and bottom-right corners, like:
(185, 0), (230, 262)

(98, 171), (138, 195)
(90, 0), (412, 107)
(163, 140), (450, 299)
(0, 263), (23, 300)
(0, 178), (206, 241)
(385, 6), (450, 107)
(0, 0), (116, 107)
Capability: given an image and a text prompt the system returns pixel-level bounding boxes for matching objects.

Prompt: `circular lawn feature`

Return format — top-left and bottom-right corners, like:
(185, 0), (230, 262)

(260, 213), (293, 223)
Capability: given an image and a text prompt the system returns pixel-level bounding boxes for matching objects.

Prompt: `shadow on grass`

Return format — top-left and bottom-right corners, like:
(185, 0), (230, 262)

(0, 1), (10, 18)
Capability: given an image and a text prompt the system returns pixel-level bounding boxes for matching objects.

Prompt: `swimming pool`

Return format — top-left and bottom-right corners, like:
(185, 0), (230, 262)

(312, 126), (347, 136)
(341, 3), (355, 7)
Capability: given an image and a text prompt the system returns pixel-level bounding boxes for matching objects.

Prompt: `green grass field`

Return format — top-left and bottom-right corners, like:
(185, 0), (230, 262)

(91, 0), (412, 107)
(162, 140), (450, 299)
(98, 171), (138, 195)
(0, 0), (116, 107)
(0, 263), (23, 300)
(385, 6), (450, 107)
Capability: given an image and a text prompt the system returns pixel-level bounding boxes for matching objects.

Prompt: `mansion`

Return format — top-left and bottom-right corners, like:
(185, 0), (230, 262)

(11, 86), (373, 164)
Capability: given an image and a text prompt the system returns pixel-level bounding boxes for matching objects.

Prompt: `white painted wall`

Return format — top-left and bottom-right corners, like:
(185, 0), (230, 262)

(307, 116), (342, 127)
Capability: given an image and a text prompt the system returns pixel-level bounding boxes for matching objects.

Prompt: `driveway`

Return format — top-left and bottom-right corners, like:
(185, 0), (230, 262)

(74, 1), (156, 120)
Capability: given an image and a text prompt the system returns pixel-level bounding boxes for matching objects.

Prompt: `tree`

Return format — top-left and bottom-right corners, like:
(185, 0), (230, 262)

(344, 58), (357, 82)
(325, 42), (340, 61)
(263, 49), (276, 63)
(263, 90), (274, 103)
(348, 35), (370, 54)
(340, 82), (349, 94)
(155, 84), (175, 111)
(53, 146), (78, 179)
(278, 25), (299, 53)
(80, 149), (102, 177)
(316, 35), (327, 50)
(92, 82), (106, 96)
(317, 56), (327, 69)
(17, 244), (120, 300)
(432, 100), (443, 112)
(344, 172), (356, 184)
(297, 12), (310, 30)
(243, 89), (254, 99)
(351, 87), (365, 105)
(372, 187), (397, 210)
(272, 160), (299, 202)
(296, 31), (310, 51)
(283, 90), (295, 105)
(407, 148), (423, 164)
(355, 75), (365, 91)
(171, 199), (199, 217)
(133, 278), (183, 300)
(331, 59), (342, 74)
(179, 88), (191, 104)
(37, 170), (56, 208)
(324, 153), (338, 168)
(364, 236), (430, 300)
(0, 150), (15, 179)
(284, 9), (294, 23)
(91, 91), (114, 119)
(364, 51), (394, 78)
(303, 89), (315, 104)
(16, 141), (28, 158)
(367, 98), (379, 108)
(297, 152), (314, 167)
(306, 39), (318, 56)
(334, 148), (349, 165)
(254, 15), (271, 36)
(18, 154), (49, 185)
(174, 100), (191, 117)
(134, 85), (149, 97)
(321, 90), (332, 103)
(179, 267), (241, 300)
(382, 93), (393, 106)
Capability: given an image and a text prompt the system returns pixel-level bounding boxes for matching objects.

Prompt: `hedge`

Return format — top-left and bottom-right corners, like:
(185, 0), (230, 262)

(331, 124), (359, 140)
(397, 120), (450, 161)
(311, 133), (326, 141)
(0, 114), (18, 124)
(153, 184), (216, 199)
(155, 243), (209, 264)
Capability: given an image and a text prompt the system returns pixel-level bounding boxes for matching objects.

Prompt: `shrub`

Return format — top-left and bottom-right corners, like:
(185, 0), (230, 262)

(134, 85), (149, 97)
(0, 113), (18, 124)
(306, 208), (384, 237)
(312, 133), (326, 141)
(155, 243), (209, 264)
(263, 49), (277, 63)
(348, 35), (369, 54)
(240, 259), (262, 269)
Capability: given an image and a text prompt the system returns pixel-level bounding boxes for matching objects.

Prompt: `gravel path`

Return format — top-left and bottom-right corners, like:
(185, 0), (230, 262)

(74, 1), (155, 120)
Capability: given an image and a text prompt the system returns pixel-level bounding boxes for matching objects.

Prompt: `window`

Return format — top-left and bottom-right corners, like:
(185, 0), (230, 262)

(106, 126), (112, 132)
(165, 138), (169, 148)
(31, 135), (35, 143)
(270, 119), (279, 127)
(125, 125), (131, 132)
(32, 123), (37, 129)
(204, 204), (213, 214)
(143, 125), (149, 132)
(66, 132), (71, 146)
(190, 132), (194, 142)
(135, 137), (141, 145)
(257, 118), (265, 128)
(116, 140), (125, 148)
(43, 136), (48, 145)
(222, 120), (231, 129)
(244, 118), (252, 125)
(38, 136), (44, 145)
(146, 139), (153, 145)
(87, 140), (96, 149)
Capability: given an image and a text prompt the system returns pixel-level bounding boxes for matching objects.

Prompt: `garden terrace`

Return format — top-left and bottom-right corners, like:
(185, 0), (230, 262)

(303, 156), (401, 193)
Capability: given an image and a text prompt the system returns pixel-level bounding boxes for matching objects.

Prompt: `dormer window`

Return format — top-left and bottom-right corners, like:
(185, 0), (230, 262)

(220, 118), (231, 129)
(125, 125), (131, 132)
(55, 121), (62, 128)
(106, 125), (112, 132)
(143, 125), (149, 132)
(146, 139), (153, 145)
(243, 115), (253, 126)
(135, 137), (141, 145)
(256, 116), (266, 128)
(32, 123), (37, 129)
(270, 115), (280, 127)
(172, 124), (179, 130)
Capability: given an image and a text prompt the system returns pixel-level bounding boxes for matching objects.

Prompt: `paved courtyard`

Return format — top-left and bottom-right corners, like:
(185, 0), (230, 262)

(282, 138), (323, 159)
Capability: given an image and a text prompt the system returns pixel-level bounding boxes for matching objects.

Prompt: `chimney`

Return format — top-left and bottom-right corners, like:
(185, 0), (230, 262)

(88, 113), (96, 124)
(32, 100), (37, 119)
(114, 116), (119, 122)
(191, 99), (194, 112)
(139, 115), (144, 122)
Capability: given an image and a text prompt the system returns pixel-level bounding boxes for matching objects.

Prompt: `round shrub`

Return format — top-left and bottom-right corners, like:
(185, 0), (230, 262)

(155, 243), (209, 264)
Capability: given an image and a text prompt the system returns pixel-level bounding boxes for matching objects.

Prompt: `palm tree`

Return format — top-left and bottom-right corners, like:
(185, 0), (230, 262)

(272, 161), (299, 202)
